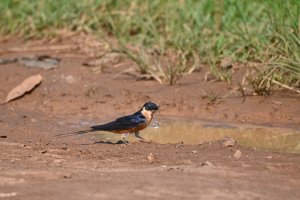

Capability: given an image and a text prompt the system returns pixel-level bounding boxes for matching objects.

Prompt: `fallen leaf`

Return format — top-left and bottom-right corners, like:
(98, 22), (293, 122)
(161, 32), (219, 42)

(5, 74), (42, 103)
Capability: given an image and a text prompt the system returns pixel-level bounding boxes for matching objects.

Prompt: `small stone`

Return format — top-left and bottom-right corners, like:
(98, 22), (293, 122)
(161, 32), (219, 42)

(176, 142), (184, 148)
(234, 149), (242, 159)
(222, 137), (236, 147)
(30, 118), (37, 123)
(40, 150), (47, 154)
(147, 153), (155, 163)
(65, 75), (76, 84)
(201, 161), (213, 167)
(266, 155), (273, 159)
(53, 159), (64, 164)
(62, 173), (72, 179)
(191, 150), (197, 154)
(81, 106), (88, 110)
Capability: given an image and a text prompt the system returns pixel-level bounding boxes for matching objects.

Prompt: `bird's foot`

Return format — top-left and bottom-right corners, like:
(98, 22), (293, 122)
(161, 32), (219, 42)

(134, 132), (148, 143)
(121, 133), (130, 144)
(137, 137), (149, 143)
(122, 139), (130, 144)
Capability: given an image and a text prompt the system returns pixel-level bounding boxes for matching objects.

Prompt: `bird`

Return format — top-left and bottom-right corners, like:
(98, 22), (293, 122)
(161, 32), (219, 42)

(56, 102), (159, 143)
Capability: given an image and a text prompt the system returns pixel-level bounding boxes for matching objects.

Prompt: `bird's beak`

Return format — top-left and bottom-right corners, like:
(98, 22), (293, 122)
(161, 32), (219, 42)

(153, 107), (159, 113)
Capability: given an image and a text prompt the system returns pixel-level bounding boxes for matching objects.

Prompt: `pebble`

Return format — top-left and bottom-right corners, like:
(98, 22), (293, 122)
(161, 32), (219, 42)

(176, 142), (184, 148)
(81, 106), (88, 110)
(65, 75), (76, 84)
(222, 137), (236, 147)
(40, 150), (47, 154)
(53, 159), (64, 164)
(266, 155), (273, 159)
(201, 161), (213, 167)
(62, 173), (72, 179)
(234, 149), (242, 159)
(147, 153), (155, 163)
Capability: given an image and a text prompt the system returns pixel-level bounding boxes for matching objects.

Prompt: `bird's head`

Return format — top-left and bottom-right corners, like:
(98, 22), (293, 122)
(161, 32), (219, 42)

(143, 102), (159, 113)
(140, 102), (159, 121)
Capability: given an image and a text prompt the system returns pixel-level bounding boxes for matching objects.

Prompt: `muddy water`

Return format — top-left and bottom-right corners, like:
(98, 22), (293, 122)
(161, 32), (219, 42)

(93, 121), (300, 154)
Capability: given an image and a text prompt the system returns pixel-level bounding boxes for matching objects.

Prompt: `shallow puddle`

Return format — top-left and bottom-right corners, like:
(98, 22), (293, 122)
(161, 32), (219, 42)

(93, 121), (300, 154)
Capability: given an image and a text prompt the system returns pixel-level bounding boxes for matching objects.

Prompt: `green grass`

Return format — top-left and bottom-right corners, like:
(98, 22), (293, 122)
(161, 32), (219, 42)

(1, 0), (299, 92)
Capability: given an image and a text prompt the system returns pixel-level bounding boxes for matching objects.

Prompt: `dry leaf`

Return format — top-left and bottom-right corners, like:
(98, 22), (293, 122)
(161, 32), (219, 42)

(5, 74), (42, 103)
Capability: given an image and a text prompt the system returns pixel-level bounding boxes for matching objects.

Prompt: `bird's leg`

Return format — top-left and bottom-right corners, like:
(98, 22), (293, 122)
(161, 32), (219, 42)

(121, 133), (129, 144)
(134, 131), (146, 142)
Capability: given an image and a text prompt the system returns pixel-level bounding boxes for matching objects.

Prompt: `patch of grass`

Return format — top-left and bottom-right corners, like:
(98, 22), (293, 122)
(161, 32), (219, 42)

(1, 0), (299, 91)
(114, 44), (198, 85)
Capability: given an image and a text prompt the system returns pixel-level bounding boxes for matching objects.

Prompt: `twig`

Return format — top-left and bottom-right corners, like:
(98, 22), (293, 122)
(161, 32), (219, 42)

(150, 73), (163, 84)
(270, 79), (300, 94)
(258, 66), (278, 89)
(0, 45), (74, 54)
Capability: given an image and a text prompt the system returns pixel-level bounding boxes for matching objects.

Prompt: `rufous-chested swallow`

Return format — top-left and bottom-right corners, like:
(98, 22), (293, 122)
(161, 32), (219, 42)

(56, 102), (159, 143)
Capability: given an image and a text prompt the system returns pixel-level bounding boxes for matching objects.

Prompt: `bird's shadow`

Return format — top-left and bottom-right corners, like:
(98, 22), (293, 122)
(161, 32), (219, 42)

(80, 140), (127, 145)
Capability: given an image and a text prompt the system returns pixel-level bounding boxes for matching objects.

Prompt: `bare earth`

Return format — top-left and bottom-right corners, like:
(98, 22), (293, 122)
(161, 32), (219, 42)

(0, 38), (300, 200)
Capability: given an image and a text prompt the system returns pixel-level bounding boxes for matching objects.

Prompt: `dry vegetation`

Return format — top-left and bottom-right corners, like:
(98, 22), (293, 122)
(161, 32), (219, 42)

(1, 0), (299, 93)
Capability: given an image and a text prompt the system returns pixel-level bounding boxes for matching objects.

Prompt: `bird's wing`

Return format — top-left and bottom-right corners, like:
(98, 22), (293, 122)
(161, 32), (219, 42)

(54, 114), (146, 138)
(91, 114), (146, 131)
(116, 114), (147, 126)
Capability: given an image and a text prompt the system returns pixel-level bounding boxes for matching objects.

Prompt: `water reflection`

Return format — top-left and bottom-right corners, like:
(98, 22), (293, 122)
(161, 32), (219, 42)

(93, 121), (300, 153)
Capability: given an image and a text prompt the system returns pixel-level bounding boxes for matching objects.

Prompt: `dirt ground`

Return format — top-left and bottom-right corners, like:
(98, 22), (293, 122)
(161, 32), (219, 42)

(0, 37), (300, 200)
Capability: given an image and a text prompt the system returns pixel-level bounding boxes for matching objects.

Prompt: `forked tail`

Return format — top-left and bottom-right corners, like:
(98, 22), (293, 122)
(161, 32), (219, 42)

(54, 128), (99, 138)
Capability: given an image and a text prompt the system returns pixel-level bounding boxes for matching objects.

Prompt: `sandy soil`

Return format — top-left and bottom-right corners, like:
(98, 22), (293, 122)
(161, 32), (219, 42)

(0, 37), (300, 200)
